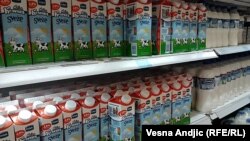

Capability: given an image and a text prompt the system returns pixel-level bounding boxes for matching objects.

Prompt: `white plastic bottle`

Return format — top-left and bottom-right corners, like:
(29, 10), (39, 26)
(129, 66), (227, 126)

(211, 6), (218, 48)
(238, 16), (244, 44)
(216, 7), (223, 47)
(222, 7), (230, 47)
(229, 8), (240, 46)
(206, 6), (213, 48)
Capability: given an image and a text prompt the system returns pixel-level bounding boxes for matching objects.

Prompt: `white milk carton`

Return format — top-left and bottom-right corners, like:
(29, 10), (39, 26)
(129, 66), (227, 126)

(197, 3), (207, 50)
(28, 0), (53, 64)
(150, 84), (164, 125)
(24, 96), (46, 109)
(161, 83), (172, 125)
(95, 93), (111, 141)
(107, 0), (124, 57)
(171, 0), (183, 53)
(131, 88), (152, 141)
(35, 103), (63, 141)
(58, 100), (82, 141)
(72, 0), (92, 60)
(90, 0), (108, 58)
(181, 2), (189, 52)
(51, 0), (73, 61)
(189, 3), (198, 51)
(9, 108), (40, 141)
(108, 94), (135, 141)
(127, 0), (152, 57)
(0, 100), (20, 114)
(152, 0), (172, 55)
(78, 97), (100, 141)
(1, 0), (32, 66)
(0, 112), (15, 140)
(181, 76), (192, 125)
(169, 81), (183, 125)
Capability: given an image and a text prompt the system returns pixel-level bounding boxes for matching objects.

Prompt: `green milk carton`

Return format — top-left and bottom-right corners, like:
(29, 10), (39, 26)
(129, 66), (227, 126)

(107, 0), (124, 57)
(197, 4), (207, 50)
(181, 2), (189, 52)
(189, 3), (198, 51)
(52, 0), (73, 61)
(127, 0), (152, 57)
(28, 0), (54, 64)
(72, 0), (92, 60)
(1, 0), (32, 66)
(0, 26), (5, 67)
(91, 0), (108, 58)
(123, 1), (129, 56)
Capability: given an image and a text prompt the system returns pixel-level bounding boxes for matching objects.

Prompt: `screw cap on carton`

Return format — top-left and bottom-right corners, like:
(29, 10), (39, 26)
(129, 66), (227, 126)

(32, 101), (43, 109)
(53, 97), (63, 104)
(140, 89), (150, 98)
(44, 105), (57, 117)
(18, 110), (32, 123)
(65, 100), (77, 111)
(86, 90), (95, 96)
(152, 85), (160, 94)
(0, 115), (6, 128)
(71, 93), (80, 99)
(101, 93), (111, 102)
(84, 97), (95, 107)
(173, 81), (181, 90)
(183, 79), (190, 87)
(121, 94), (131, 104)
(5, 105), (17, 114)
(162, 83), (170, 92)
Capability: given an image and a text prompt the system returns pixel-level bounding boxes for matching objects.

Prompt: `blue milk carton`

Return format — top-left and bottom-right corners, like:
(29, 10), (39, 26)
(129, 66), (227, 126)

(28, 0), (53, 64)
(189, 3), (198, 51)
(58, 100), (82, 141)
(72, 0), (92, 60)
(123, 1), (128, 56)
(197, 4), (207, 50)
(131, 88), (152, 141)
(152, 0), (172, 55)
(109, 94), (135, 141)
(150, 85), (164, 125)
(107, 0), (124, 57)
(91, 0), (108, 58)
(78, 97), (100, 141)
(35, 103), (64, 141)
(126, 0), (152, 57)
(95, 93), (112, 141)
(51, 0), (73, 61)
(181, 2), (189, 52)
(161, 83), (172, 125)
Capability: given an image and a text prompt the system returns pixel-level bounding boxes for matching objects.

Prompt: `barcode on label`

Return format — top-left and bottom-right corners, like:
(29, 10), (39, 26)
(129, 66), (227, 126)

(131, 43), (137, 56)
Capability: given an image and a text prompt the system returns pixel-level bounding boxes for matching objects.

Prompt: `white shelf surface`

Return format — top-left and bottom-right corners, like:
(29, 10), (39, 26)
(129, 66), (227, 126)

(190, 111), (212, 125)
(214, 44), (250, 55)
(0, 50), (217, 88)
(210, 91), (250, 119)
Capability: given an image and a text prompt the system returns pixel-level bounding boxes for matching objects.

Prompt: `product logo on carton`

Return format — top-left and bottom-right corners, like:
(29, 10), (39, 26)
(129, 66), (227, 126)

(15, 130), (25, 138)
(0, 132), (9, 138)
(25, 125), (34, 131)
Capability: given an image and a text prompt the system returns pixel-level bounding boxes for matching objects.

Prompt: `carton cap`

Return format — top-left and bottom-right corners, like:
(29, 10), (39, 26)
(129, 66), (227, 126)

(103, 87), (111, 93)
(152, 85), (160, 94)
(162, 83), (170, 92)
(110, 0), (119, 4)
(18, 110), (32, 123)
(128, 87), (135, 94)
(183, 79), (190, 87)
(121, 94), (131, 104)
(71, 93), (80, 99)
(86, 90), (95, 96)
(140, 89), (150, 98)
(101, 93), (111, 102)
(32, 101), (43, 109)
(65, 100), (77, 111)
(53, 97), (63, 104)
(5, 105), (17, 114)
(44, 105), (57, 117)
(84, 97), (95, 107)
(0, 115), (6, 128)
(173, 81), (182, 90)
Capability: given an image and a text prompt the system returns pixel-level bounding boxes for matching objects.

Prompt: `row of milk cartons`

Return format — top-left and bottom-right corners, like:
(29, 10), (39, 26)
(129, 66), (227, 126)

(0, 0), (128, 67)
(151, 0), (207, 55)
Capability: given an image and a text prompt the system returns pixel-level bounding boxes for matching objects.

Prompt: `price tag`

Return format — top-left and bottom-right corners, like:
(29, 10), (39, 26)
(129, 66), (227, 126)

(136, 59), (152, 68)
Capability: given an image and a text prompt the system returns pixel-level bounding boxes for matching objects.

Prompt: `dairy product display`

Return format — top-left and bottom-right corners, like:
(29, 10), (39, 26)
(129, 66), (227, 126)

(229, 8), (240, 46)
(221, 107), (250, 125)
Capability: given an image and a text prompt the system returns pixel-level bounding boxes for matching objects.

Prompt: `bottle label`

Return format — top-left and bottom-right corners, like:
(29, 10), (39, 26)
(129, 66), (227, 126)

(198, 78), (215, 90)
(221, 74), (227, 85)
(223, 19), (230, 28)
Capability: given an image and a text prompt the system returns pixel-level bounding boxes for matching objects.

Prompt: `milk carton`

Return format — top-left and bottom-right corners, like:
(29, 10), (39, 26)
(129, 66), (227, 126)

(171, 1), (183, 53)
(0, 100), (20, 114)
(127, 0), (152, 57)
(197, 4), (207, 50)
(152, 0), (172, 55)
(1, 0), (32, 66)
(189, 3), (198, 51)
(169, 81), (182, 125)
(91, 0), (108, 58)
(107, 0), (124, 57)
(35, 104), (63, 141)
(181, 2), (189, 52)
(131, 88), (152, 141)
(161, 83), (171, 125)
(123, 0), (129, 56)
(0, 27), (5, 66)
(51, 0), (73, 61)
(150, 85), (164, 125)
(28, 0), (53, 64)
(108, 94), (135, 141)
(78, 97), (100, 141)
(0, 113), (15, 140)
(72, 0), (92, 60)
(9, 108), (40, 141)
(181, 77), (192, 125)
(24, 96), (46, 109)
(58, 100), (82, 141)
(95, 93), (111, 141)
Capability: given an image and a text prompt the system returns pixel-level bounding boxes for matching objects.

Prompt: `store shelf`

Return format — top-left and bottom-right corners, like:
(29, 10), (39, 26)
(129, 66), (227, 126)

(0, 50), (217, 89)
(210, 91), (250, 120)
(214, 0), (250, 7)
(190, 111), (212, 125)
(214, 44), (250, 55)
